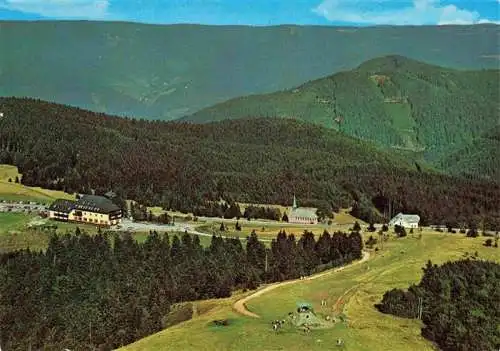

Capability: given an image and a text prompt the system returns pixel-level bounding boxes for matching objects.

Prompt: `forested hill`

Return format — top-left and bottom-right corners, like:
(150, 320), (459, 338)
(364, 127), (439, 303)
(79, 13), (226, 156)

(182, 55), (500, 180)
(1, 97), (499, 228)
(1, 21), (499, 120)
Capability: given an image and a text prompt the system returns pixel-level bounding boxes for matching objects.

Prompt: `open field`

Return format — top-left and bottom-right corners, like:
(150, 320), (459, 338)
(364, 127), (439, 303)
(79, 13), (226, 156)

(196, 219), (365, 242)
(0, 165), (75, 202)
(0, 213), (214, 252)
(0, 213), (51, 251)
(153, 206), (360, 227)
(120, 231), (499, 351)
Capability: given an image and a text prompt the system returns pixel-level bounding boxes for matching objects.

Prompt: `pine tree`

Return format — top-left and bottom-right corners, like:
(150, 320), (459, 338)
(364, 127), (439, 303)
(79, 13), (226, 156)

(353, 221), (361, 232)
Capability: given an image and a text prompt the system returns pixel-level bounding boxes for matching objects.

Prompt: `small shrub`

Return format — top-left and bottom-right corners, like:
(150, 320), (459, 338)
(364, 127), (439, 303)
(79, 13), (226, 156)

(353, 221), (361, 232)
(394, 225), (407, 237)
(365, 235), (378, 248)
(466, 228), (478, 238)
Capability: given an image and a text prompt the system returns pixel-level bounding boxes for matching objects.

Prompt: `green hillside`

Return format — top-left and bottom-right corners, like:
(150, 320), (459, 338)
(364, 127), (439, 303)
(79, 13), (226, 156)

(183, 55), (500, 178)
(0, 21), (499, 120)
(436, 126), (500, 181)
(1, 97), (499, 228)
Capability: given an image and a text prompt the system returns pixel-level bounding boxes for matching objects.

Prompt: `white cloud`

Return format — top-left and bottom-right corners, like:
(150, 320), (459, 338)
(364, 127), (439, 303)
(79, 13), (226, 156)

(0, 0), (109, 19)
(313, 0), (498, 25)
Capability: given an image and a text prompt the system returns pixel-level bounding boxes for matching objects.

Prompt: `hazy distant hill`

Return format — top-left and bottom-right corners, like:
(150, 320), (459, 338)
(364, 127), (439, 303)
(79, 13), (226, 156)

(0, 21), (499, 119)
(182, 55), (500, 180)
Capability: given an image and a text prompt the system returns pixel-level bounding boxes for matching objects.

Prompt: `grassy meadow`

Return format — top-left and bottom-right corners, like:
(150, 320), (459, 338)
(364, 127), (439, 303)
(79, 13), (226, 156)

(120, 231), (499, 351)
(0, 212), (214, 252)
(0, 164), (75, 202)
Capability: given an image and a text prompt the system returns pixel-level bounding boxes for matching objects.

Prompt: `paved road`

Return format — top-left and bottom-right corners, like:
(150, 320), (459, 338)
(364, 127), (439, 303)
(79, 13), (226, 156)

(233, 251), (371, 318)
(108, 219), (274, 242)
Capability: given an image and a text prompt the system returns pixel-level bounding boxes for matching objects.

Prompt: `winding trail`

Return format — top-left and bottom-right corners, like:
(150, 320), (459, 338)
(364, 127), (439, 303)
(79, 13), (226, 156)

(233, 251), (371, 318)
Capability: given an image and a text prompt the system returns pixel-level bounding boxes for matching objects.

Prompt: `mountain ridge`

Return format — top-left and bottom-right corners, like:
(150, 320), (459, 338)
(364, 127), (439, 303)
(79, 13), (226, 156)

(1, 21), (498, 119)
(181, 55), (500, 180)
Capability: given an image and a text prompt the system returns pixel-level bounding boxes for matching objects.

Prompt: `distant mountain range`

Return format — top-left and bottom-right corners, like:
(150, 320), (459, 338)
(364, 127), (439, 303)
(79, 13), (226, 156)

(182, 55), (500, 181)
(0, 21), (499, 120)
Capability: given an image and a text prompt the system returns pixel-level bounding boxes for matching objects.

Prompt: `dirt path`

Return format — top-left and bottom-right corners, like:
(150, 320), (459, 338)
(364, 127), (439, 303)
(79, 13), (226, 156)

(233, 251), (371, 318)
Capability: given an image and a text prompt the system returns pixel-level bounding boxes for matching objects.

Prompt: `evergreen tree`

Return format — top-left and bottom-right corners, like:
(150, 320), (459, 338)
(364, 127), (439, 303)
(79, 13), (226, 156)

(353, 221), (361, 232)
(282, 212), (289, 222)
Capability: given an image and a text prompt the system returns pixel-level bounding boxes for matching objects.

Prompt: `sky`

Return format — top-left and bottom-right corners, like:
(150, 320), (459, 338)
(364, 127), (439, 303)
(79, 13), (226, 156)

(0, 0), (498, 26)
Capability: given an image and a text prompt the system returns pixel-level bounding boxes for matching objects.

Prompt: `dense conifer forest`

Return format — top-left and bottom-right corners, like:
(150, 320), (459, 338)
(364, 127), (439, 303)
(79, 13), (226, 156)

(376, 259), (500, 351)
(1, 97), (499, 229)
(0, 229), (362, 350)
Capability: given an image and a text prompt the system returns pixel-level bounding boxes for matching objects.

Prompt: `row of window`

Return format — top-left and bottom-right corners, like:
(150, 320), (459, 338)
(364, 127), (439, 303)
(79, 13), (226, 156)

(291, 217), (316, 222)
(75, 217), (109, 224)
(76, 211), (106, 218)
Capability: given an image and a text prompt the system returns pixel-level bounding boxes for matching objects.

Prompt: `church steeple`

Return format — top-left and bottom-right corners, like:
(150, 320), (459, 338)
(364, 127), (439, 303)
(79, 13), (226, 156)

(293, 194), (297, 209)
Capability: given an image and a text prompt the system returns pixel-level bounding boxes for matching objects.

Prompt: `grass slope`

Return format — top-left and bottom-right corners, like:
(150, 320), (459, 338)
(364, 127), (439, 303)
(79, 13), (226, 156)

(1, 21), (499, 120)
(184, 56), (500, 178)
(0, 165), (75, 202)
(0, 212), (214, 252)
(120, 232), (499, 351)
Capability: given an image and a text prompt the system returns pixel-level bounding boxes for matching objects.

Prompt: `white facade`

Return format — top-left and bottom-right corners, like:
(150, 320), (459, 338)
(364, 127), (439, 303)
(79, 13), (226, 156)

(289, 211), (318, 224)
(49, 209), (121, 226)
(389, 212), (420, 228)
(288, 195), (318, 224)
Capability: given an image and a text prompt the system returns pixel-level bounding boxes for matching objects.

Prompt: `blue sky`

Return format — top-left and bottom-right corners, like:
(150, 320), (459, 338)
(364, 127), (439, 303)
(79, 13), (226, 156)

(0, 0), (498, 25)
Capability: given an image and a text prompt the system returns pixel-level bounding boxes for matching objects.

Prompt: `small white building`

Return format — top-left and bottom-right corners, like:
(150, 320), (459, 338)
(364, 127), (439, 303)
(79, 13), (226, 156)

(389, 212), (420, 228)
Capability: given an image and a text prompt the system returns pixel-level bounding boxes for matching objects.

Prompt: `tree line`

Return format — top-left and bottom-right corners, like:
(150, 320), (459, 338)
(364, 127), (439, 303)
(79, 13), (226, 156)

(375, 259), (500, 351)
(0, 228), (362, 350)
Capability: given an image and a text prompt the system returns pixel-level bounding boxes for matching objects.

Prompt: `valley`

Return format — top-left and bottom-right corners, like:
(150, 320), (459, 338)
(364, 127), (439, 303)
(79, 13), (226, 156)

(1, 22), (498, 120)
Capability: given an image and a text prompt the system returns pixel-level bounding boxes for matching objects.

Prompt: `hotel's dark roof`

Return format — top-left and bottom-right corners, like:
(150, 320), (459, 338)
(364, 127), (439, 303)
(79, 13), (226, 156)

(49, 195), (121, 214)
(75, 195), (121, 214)
(48, 199), (76, 213)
